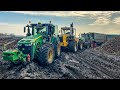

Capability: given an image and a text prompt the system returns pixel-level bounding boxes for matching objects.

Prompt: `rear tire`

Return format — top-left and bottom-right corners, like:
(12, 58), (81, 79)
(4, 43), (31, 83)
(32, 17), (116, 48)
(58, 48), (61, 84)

(38, 44), (55, 66)
(78, 41), (83, 50)
(68, 40), (78, 53)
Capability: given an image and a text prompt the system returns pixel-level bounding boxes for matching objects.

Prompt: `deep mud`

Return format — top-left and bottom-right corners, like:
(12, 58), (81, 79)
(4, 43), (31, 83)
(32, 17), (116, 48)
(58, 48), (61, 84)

(0, 36), (120, 79)
(0, 48), (120, 79)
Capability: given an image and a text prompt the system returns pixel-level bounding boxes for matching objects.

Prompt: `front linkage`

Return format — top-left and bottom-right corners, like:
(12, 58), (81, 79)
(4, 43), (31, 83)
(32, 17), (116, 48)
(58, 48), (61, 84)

(2, 49), (30, 64)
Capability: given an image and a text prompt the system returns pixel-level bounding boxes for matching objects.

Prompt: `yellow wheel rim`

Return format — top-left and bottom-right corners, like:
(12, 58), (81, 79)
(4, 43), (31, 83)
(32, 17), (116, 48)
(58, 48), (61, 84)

(48, 48), (53, 63)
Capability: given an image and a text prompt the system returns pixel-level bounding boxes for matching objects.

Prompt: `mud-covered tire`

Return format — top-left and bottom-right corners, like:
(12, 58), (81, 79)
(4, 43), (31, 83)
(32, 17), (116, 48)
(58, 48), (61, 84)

(54, 44), (61, 58)
(38, 44), (55, 66)
(68, 40), (78, 53)
(78, 41), (83, 50)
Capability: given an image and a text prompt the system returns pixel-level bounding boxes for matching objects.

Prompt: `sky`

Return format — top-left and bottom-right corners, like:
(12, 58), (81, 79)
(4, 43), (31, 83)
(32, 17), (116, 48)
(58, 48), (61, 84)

(0, 11), (120, 36)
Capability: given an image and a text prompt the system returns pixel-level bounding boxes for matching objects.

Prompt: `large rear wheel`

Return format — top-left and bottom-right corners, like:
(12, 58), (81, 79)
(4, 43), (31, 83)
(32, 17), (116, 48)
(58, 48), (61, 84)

(68, 40), (78, 53)
(78, 41), (83, 50)
(38, 44), (54, 65)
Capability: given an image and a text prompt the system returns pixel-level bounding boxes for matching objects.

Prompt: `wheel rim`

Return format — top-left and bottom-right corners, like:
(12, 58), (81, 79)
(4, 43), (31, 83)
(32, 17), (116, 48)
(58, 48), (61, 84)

(57, 45), (61, 56)
(48, 48), (53, 63)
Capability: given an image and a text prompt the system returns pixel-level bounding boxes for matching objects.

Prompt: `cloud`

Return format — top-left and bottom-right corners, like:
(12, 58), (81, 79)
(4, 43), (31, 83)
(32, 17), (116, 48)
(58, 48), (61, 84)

(75, 24), (120, 36)
(5, 11), (119, 26)
(1, 11), (120, 36)
(3, 11), (119, 18)
(112, 17), (120, 25)
(89, 17), (111, 25)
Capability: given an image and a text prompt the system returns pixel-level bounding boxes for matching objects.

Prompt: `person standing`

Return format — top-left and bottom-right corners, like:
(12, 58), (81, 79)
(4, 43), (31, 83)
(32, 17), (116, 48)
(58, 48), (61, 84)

(92, 40), (97, 48)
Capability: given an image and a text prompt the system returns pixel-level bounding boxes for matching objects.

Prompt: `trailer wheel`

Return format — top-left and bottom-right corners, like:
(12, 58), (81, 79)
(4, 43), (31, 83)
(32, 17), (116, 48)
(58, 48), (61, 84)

(68, 40), (78, 53)
(38, 44), (55, 65)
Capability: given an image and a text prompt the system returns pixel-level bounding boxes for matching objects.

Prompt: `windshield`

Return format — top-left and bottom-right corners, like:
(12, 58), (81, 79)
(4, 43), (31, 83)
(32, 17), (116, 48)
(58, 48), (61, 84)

(37, 26), (46, 35)
(61, 30), (70, 34)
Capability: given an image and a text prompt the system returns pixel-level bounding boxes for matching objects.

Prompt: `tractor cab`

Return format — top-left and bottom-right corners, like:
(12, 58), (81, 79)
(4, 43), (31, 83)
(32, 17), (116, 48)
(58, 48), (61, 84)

(59, 23), (76, 43)
(37, 23), (55, 36)
(36, 23), (57, 43)
(59, 22), (79, 49)
(23, 22), (58, 42)
(61, 23), (76, 38)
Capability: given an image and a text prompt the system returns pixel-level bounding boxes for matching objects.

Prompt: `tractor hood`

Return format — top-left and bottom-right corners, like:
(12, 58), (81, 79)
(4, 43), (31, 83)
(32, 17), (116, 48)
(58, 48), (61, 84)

(18, 34), (42, 44)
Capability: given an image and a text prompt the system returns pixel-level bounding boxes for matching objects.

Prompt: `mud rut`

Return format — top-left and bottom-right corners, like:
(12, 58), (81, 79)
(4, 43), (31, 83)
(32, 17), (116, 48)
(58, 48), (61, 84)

(0, 48), (120, 79)
(0, 37), (120, 79)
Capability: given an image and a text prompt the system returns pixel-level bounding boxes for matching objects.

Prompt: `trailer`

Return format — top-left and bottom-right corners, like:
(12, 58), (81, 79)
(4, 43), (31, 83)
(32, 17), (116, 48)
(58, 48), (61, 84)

(80, 32), (120, 49)
(106, 34), (120, 41)
(89, 32), (107, 46)
(80, 32), (107, 48)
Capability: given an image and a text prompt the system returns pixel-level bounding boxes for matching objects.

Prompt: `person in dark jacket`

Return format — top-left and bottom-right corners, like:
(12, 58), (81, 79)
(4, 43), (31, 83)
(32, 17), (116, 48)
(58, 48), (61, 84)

(92, 40), (97, 48)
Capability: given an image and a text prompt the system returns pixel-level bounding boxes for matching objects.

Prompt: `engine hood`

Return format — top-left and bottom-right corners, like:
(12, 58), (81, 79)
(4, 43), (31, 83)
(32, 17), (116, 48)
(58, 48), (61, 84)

(18, 34), (42, 44)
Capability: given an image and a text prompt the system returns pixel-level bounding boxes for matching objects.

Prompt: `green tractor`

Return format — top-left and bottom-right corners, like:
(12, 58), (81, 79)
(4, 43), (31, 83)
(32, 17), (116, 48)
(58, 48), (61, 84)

(2, 22), (61, 65)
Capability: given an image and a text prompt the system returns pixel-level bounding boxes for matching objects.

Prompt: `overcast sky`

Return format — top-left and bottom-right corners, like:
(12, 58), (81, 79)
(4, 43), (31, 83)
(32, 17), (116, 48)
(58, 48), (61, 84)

(0, 11), (120, 36)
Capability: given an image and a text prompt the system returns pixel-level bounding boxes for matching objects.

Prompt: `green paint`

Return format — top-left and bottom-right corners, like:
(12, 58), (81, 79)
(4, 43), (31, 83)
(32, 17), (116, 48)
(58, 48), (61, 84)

(2, 23), (59, 64)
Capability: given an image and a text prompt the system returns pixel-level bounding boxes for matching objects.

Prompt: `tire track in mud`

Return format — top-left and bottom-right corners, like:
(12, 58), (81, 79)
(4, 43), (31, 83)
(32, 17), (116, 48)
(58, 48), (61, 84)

(61, 51), (103, 79)
(74, 50), (120, 79)
(87, 49), (120, 68)
(82, 50), (120, 78)
(73, 54), (112, 79)
(0, 51), (113, 79)
(1, 47), (120, 79)
(65, 51), (111, 79)
(59, 51), (88, 79)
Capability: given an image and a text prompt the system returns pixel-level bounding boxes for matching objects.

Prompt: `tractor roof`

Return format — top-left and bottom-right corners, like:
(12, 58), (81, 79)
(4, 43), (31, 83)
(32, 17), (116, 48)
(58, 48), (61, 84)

(41, 23), (55, 27)
(30, 23), (55, 27)
(61, 27), (75, 30)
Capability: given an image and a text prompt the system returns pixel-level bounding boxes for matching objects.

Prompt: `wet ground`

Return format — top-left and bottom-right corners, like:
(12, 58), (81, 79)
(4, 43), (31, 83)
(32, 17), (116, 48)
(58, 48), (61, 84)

(0, 37), (120, 79)
(0, 48), (120, 79)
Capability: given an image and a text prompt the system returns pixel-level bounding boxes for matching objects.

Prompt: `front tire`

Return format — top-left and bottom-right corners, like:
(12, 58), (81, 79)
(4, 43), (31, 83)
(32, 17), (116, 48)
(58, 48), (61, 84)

(38, 44), (54, 65)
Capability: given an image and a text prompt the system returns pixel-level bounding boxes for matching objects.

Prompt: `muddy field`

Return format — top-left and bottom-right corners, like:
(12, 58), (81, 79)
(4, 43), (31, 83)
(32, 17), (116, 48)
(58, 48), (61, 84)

(0, 37), (120, 79)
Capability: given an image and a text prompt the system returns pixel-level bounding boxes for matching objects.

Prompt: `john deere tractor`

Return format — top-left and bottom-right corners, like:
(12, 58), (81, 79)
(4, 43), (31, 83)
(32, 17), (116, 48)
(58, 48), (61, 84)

(59, 23), (80, 52)
(2, 22), (61, 65)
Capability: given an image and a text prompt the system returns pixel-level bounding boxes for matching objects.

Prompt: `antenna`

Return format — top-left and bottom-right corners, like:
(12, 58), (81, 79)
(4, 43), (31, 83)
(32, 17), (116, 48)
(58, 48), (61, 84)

(70, 22), (73, 27)
(50, 20), (51, 24)
(29, 20), (31, 24)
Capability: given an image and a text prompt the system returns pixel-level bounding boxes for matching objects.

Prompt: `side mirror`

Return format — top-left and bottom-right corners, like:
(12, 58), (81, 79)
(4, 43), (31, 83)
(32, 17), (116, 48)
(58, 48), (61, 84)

(24, 27), (26, 33)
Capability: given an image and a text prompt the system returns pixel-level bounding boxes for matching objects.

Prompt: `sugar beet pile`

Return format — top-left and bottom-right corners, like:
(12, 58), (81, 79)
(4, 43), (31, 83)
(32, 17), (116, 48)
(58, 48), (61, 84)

(0, 37), (120, 79)
(101, 37), (120, 55)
